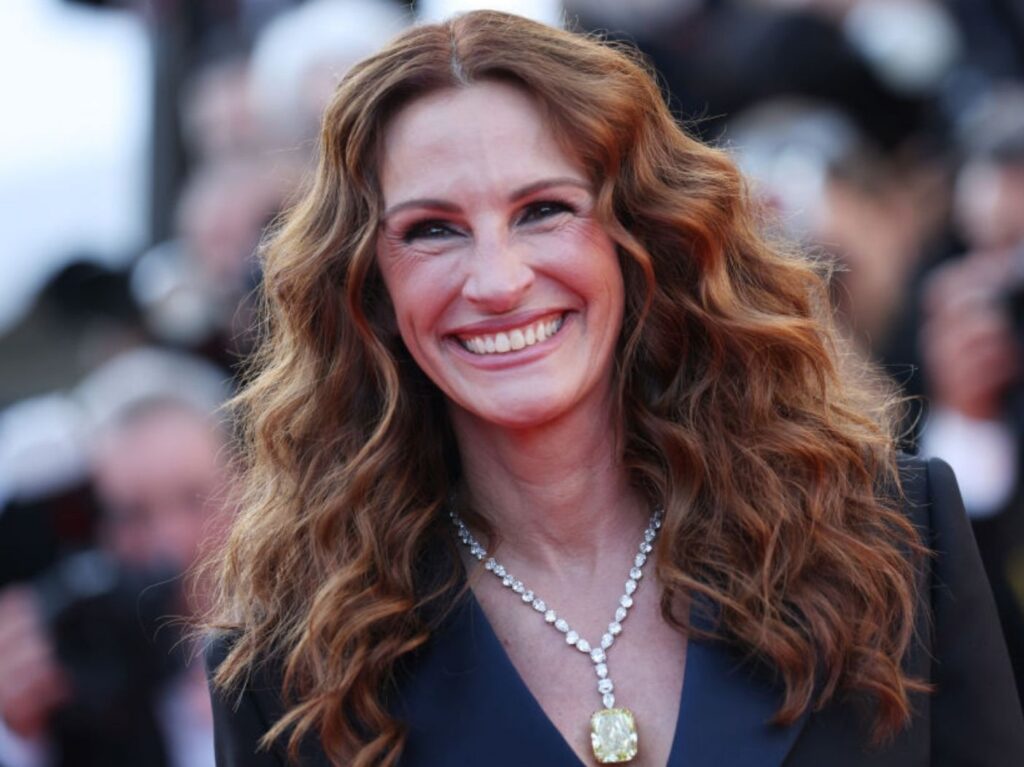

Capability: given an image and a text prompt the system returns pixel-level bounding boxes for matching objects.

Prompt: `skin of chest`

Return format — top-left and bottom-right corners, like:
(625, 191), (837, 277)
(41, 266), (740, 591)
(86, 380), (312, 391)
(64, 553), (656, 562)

(472, 569), (688, 766)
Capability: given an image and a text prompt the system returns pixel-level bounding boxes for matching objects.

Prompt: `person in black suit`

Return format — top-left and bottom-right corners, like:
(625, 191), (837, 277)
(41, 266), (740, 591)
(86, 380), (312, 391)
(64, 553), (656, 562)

(202, 10), (1024, 766)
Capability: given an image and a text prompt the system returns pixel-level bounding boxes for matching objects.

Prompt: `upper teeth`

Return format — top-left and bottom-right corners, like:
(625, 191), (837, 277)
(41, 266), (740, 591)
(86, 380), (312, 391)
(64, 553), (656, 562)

(460, 316), (564, 355)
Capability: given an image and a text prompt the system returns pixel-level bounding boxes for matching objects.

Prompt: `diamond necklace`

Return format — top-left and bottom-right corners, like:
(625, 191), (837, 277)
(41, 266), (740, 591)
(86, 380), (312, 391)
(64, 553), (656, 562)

(448, 506), (664, 765)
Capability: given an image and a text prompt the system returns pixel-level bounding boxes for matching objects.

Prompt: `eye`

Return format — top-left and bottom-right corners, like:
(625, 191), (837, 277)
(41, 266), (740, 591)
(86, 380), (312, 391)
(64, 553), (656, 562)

(518, 200), (574, 225)
(401, 219), (459, 243)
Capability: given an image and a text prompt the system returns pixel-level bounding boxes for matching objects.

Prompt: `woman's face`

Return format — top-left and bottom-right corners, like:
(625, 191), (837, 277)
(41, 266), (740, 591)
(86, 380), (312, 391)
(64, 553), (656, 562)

(375, 80), (624, 431)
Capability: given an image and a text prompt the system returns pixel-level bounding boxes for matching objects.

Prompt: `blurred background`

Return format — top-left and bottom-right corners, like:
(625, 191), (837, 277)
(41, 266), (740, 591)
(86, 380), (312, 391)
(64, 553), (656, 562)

(0, 0), (1022, 764)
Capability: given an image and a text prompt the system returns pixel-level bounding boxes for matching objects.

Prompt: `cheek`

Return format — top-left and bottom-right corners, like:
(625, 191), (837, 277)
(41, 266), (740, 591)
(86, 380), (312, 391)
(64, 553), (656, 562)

(378, 258), (452, 352)
(551, 220), (624, 303)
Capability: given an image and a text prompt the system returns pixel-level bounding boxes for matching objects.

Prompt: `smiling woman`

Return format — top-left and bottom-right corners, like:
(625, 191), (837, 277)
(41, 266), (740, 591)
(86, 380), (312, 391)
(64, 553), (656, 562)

(200, 10), (1024, 767)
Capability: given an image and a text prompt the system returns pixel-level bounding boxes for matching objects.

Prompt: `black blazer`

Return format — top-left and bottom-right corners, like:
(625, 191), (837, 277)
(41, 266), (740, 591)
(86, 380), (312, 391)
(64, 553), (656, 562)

(206, 458), (1024, 765)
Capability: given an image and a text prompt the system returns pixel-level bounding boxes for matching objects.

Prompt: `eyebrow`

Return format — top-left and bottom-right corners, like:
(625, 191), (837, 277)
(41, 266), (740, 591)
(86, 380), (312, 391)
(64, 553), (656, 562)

(381, 176), (591, 220)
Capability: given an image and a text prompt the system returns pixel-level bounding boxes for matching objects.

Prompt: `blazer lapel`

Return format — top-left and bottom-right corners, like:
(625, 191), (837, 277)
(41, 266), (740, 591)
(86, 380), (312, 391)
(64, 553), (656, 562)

(668, 606), (810, 767)
(396, 593), (583, 767)
(398, 585), (809, 767)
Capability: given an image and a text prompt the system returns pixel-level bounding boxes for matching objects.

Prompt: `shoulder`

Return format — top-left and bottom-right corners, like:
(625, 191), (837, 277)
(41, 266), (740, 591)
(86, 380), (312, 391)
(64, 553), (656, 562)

(789, 454), (1024, 764)
(204, 630), (237, 677)
(899, 454), (1024, 762)
(894, 453), (954, 519)
(203, 631), (294, 767)
(895, 454), (997, 582)
(893, 454), (976, 557)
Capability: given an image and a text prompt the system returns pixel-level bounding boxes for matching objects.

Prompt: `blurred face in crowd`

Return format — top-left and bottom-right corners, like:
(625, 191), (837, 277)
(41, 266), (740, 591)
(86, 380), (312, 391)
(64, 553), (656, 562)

(814, 173), (922, 345)
(92, 404), (230, 574)
(177, 160), (279, 294)
(955, 159), (1024, 252)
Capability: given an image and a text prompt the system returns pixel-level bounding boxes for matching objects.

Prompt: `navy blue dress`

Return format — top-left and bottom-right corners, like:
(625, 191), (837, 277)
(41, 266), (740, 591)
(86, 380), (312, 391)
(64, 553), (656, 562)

(207, 458), (1024, 765)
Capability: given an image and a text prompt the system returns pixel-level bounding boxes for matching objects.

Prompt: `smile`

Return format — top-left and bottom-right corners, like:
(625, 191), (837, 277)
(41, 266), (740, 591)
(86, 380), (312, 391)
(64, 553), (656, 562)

(456, 314), (566, 355)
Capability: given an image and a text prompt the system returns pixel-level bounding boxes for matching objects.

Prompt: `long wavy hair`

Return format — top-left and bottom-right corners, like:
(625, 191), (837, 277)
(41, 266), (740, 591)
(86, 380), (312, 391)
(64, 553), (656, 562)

(203, 10), (926, 766)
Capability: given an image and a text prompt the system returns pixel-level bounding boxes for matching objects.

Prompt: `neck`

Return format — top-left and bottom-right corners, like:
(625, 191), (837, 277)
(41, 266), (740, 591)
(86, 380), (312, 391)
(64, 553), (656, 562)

(449, 392), (647, 577)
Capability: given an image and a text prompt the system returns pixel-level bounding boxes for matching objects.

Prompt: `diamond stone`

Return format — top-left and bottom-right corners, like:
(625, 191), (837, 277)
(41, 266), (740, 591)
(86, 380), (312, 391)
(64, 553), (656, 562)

(595, 663), (608, 678)
(589, 704), (634, 761)
(494, 564), (506, 577)
(512, 580), (525, 593)
(629, 567), (642, 580)
(544, 610), (557, 623)
(484, 558), (496, 571)
(634, 554), (646, 568)
(598, 678), (614, 695)
(555, 618), (570, 633)
(640, 542), (653, 554)
(624, 579), (637, 595)
(502, 575), (513, 587)
(608, 621), (622, 636)
(619, 595), (633, 609)
(521, 590), (534, 602)
(533, 599), (546, 612)
(576, 638), (591, 653)
(601, 633), (614, 649)
(566, 630), (580, 644)
(614, 607), (628, 622)
(591, 647), (606, 663)
(603, 693), (616, 709)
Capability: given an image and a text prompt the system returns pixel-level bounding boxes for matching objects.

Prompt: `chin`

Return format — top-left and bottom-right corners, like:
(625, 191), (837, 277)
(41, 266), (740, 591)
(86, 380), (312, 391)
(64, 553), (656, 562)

(462, 403), (561, 431)
(451, 383), (594, 432)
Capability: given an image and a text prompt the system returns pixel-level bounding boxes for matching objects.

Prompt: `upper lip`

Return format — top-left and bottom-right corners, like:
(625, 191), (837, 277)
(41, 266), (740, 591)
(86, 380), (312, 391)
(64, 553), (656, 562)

(446, 309), (567, 338)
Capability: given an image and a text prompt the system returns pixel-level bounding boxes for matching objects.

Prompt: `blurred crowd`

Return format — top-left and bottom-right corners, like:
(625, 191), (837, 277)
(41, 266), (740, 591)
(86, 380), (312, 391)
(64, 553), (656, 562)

(0, 1), (1022, 765)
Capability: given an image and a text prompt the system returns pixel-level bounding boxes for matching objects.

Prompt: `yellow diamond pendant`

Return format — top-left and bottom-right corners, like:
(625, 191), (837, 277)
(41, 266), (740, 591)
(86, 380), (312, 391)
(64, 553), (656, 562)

(590, 707), (638, 763)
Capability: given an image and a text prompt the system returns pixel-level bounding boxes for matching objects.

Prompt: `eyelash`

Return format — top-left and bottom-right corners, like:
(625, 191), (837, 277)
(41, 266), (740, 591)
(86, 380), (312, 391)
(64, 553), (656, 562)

(401, 220), (454, 243)
(400, 199), (575, 243)
(519, 199), (574, 223)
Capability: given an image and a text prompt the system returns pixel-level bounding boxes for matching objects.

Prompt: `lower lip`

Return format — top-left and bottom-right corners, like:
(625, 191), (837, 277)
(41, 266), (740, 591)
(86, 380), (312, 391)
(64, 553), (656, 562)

(447, 314), (572, 369)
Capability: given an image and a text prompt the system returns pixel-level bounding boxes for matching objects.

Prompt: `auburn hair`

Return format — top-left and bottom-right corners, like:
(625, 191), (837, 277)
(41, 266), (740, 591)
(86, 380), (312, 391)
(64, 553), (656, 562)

(202, 10), (926, 766)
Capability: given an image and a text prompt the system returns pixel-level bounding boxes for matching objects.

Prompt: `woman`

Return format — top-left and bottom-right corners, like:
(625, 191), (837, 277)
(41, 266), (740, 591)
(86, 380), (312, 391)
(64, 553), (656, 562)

(203, 10), (1024, 766)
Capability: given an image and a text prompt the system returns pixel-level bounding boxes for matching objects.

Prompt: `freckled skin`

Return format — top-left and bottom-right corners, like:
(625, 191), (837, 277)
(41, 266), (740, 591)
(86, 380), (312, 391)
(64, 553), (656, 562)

(375, 81), (625, 433)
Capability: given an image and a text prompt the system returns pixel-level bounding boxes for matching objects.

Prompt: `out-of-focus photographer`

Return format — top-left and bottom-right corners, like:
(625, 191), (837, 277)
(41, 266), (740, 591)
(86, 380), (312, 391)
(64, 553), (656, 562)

(919, 84), (1024, 702)
(0, 349), (232, 767)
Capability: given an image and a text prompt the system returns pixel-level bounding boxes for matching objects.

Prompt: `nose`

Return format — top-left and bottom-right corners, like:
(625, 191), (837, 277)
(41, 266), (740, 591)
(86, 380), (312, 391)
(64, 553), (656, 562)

(461, 235), (535, 312)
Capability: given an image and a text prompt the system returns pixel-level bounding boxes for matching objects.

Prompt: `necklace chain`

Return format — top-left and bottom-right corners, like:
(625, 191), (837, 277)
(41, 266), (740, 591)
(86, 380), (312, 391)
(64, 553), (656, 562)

(448, 507), (664, 711)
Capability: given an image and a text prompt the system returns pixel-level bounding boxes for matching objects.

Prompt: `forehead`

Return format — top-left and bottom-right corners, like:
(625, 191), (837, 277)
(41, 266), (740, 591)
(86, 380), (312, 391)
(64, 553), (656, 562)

(378, 81), (584, 203)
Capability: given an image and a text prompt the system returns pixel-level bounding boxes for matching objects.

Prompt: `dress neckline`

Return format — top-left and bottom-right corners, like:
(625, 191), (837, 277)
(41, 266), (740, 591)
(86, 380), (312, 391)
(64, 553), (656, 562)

(461, 585), (690, 765)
